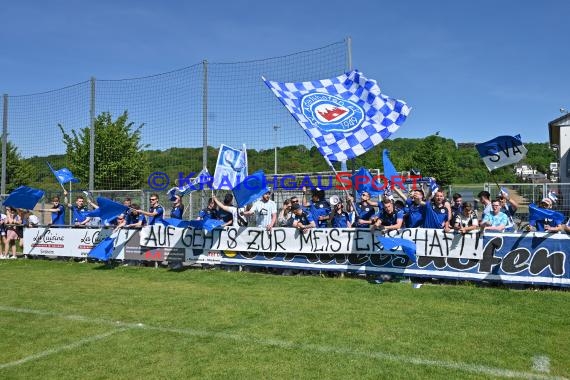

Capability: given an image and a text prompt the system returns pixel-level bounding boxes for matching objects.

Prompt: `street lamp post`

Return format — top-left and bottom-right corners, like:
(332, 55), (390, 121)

(273, 125), (280, 174)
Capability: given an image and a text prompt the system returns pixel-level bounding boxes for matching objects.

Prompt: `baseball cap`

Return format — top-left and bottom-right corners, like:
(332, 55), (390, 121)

(291, 204), (302, 211)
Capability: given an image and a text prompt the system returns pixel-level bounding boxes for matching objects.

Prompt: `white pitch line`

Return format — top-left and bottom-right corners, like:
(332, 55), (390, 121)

(0, 328), (126, 370)
(0, 305), (567, 380)
(533, 355), (551, 373)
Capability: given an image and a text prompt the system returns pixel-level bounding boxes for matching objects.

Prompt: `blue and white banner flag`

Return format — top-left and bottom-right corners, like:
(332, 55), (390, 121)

(167, 168), (211, 200)
(475, 135), (528, 171)
(262, 70), (411, 162)
(212, 144), (248, 190)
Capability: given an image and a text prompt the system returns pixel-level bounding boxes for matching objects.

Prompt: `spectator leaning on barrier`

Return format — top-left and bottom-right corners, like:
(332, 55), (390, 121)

(481, 200), (508, 232)
(527, 197), (560, 232)
(373, 197), (403, 231)
(125, 204), (146, 228)
(39, 196), (66, 226)
(139, 194), (165, 226)
(454, 202), (479, 234)
(122, 197), (134, 225)
(291, 203), (315, 234)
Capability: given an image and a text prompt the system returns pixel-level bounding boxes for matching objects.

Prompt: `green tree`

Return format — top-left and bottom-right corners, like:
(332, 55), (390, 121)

(59, 111), (148, 190)
(410, 135), (456, 186)
(2, 141), (35, 192)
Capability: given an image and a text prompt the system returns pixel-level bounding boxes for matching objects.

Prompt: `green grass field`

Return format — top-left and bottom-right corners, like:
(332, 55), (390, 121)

(0, 259), (568, 379)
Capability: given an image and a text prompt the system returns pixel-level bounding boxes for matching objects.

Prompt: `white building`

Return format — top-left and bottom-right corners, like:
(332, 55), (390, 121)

(548, 112), (570, 208)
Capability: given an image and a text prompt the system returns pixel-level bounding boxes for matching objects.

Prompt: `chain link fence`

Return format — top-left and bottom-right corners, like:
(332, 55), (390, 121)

(1, 39), (349, 194)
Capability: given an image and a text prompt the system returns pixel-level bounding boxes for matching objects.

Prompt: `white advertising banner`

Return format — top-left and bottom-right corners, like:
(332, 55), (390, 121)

(138, 225), (483, 259)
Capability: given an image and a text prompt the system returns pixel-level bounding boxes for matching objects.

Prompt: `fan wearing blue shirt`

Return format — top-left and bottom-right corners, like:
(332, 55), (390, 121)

(140, 194), (165, 226)
(170, 194), (184, 219)
(65, 194), (91, 226)
(373, 198), (404, 231)
(40, 196), (66, 226)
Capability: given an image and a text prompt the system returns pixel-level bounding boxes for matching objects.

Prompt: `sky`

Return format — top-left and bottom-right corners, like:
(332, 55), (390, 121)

(1, 0), (569, 146)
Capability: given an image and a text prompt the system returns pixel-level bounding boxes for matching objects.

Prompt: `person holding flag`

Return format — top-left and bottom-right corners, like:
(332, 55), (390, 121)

(63, 191), (91, 227)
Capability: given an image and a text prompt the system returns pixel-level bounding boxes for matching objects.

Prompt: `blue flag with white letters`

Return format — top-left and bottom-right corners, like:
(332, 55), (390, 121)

(475, 135), (528, 171)
(262, 70), (411, 162)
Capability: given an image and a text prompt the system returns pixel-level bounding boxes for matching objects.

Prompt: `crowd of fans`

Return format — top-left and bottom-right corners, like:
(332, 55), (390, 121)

(2, 182), (569, 260)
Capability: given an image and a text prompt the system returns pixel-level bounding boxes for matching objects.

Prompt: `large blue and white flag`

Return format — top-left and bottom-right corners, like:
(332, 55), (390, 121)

(47, 162), (79, 185)
(262, 70), (410, 162)
(475, 135), (528, 171)
(212, 144), (248, 190)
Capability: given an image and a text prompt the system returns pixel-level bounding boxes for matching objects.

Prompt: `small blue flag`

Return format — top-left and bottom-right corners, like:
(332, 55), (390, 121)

(351, 167), (384, 197)
(233, 170), (269, 208)
(47, 162), (79, 185)
(263, 70), (411, 162)
(3, 186), (45, 210)
(88, 237), (115, 261)
(427, 177), (439, 194)
(475, 135), (528, 171)
(378, 236), (417, 262)
(382, 149), (398, 184)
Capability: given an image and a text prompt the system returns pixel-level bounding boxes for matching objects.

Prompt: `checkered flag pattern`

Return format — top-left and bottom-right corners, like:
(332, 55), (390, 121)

(262, 70), (410, 162)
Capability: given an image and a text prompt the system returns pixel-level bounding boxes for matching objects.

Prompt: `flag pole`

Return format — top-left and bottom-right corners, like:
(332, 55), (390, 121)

(324, 156), (351, 199)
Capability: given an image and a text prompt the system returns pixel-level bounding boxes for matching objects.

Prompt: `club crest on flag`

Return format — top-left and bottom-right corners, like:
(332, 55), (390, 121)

(301, 93), (364, 133)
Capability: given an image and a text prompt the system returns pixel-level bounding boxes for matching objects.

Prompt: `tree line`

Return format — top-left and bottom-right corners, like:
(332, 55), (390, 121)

(3, 112), (557, 192)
